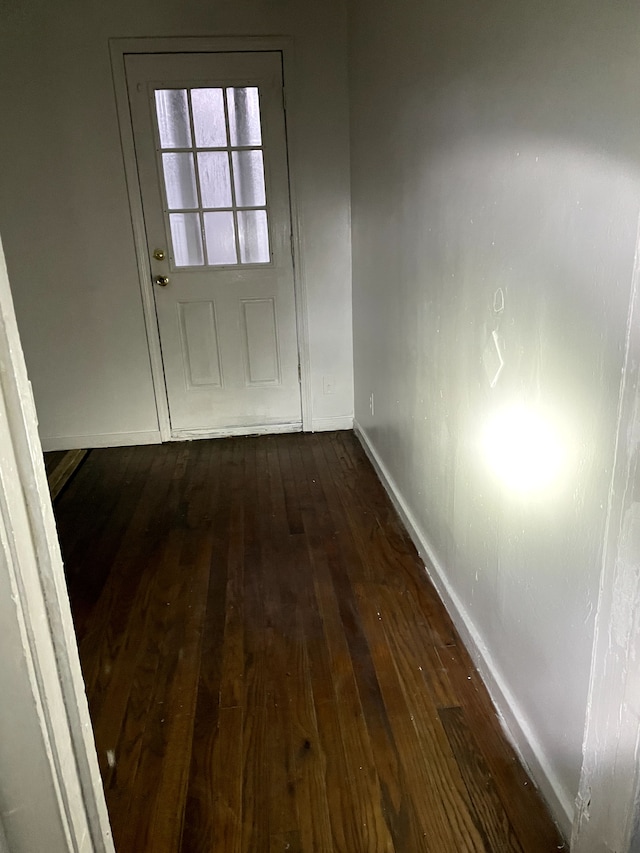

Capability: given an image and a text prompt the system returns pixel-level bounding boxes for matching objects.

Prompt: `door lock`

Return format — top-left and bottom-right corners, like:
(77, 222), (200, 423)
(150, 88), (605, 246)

(153, 249), (166, 261)
(154, 275), (169, 287)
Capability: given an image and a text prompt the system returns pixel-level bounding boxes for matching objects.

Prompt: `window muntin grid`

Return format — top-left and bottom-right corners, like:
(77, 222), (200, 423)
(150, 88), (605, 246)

(154, 86), (271, 268)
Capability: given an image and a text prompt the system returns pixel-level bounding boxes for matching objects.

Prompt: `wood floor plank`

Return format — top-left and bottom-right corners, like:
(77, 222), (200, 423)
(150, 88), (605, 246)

(181, 438), (233, 852)
(315, 435), (459, 710)
(218, 439), (247, 711)
(103, 526), (185, 850)
(305, 495), (395, 847)
(101, 443), (208, 848)
(197, 704), (244, 853)
(323, 433), (458, 646)
(323, 434), (564, 850)
(285, 613), (334, 853)
(43, 448), (67, 476)
(380, 602), (487, 852)
(439, 705), (524, 852)
(437, 640), (566, 852)
(55, 432), (565, 853)
(80, 446), (182, 718)
(376, 583), (459, 709)
(353, 582), (435, 853)
(240, 438), (272, 853)
(350, 625), (477, 846)
(270, 440), (334, 853)
(259, 440), (301, 843)
(46, 447), (88, 500)
(70, 447), (159, 642)
(294, 436), (392, 852)
(120, 441), (215, 852)
(60, 444), (139, 583)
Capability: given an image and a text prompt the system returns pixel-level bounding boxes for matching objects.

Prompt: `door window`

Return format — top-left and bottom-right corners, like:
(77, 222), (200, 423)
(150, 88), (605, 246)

(154, 86), (271, 268)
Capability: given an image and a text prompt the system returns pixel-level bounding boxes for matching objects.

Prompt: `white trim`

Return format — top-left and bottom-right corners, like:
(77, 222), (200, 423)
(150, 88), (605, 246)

(109, 45), (171, 443)
(279, 41), (313, 432)
(0, 234), (114, 850)
(311, 415), (354, 432)
(171, 421), (301, 440)
(572, 215), (640, 853)
(40, 430), (162, 452)
(354, 419), (574, 841)
(109, 37), (312, 438)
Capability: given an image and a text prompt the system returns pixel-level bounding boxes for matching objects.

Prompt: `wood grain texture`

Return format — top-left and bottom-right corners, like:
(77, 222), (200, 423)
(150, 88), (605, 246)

(55, 431), (566, 852)
(44, 447), (88, 500)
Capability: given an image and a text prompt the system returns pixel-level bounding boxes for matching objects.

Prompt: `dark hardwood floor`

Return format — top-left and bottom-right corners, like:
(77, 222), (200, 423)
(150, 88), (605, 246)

(54, 431), (566, 852)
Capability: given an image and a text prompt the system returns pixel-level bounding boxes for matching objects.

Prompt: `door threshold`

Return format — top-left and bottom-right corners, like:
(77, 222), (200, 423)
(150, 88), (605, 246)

(170, 422), (303, 441)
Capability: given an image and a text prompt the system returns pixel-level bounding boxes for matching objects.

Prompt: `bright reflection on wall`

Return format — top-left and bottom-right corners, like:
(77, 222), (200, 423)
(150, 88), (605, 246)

(482, 403), (567, 494)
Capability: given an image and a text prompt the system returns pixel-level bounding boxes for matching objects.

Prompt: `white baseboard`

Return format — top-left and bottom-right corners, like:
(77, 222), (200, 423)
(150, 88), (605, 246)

(354, 419), (574, 840)
(39, 416), (355, 450)
(40, 430), (162, 452)
(171, 422), (302, 440)
(310, 415), (354, 432)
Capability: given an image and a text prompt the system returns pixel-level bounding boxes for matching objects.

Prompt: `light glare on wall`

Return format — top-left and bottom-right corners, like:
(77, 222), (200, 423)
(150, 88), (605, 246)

(481, 403), (566, 494)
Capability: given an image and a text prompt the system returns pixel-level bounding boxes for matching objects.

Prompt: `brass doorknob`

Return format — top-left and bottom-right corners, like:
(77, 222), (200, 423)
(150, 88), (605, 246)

(154, 275), (169, 287)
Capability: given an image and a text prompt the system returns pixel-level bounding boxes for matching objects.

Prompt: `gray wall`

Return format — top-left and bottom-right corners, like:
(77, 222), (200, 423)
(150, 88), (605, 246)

(0, 0), (353, 447)
(348, 0), (640, 829)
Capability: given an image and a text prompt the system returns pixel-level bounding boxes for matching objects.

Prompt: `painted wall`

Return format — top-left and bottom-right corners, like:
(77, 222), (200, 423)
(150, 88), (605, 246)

(0, 0), (353, 447)
(348, 0), (640, 833)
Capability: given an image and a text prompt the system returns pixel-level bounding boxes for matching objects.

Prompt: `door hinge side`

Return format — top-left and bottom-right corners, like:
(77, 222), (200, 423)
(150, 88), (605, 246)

(282, 86), (287, 112)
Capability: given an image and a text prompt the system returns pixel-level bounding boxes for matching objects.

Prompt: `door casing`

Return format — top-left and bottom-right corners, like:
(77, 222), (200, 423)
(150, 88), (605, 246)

(110, 36), (312, 442)
(0, 231), (114, 852)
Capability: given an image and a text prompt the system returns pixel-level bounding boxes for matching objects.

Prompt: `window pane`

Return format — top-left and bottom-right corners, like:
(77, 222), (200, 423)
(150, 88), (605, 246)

(198, 152), (232, 208)
(169, 213), (204, 266)
(204, 212), (237, 265)
(232, 151), (266, 207)
(238, 210), (269, 263)
(154, 90), (191, 148)
(227, 87), (262, 146)
(161, 153), (198, 209)
(192, 88), (227, 147)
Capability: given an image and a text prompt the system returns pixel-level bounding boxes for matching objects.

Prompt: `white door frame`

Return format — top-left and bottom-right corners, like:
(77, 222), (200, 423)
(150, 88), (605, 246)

(0, 233), (114, 852)
(571, 216), (640, 852)
(109, 36), (312, 441)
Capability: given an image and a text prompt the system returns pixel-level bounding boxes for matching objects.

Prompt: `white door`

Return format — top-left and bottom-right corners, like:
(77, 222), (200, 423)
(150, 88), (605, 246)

(125, 52), (301, 436)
